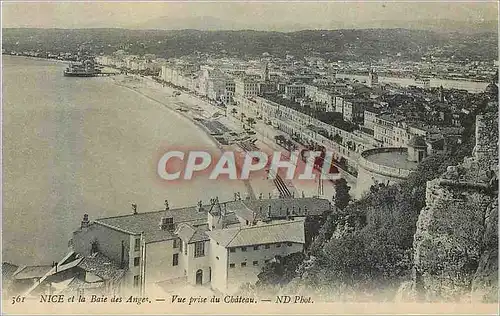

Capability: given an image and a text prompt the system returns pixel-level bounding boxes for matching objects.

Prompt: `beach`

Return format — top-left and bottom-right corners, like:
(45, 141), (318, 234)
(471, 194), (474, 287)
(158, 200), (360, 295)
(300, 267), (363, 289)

(109, 73), (339, 202)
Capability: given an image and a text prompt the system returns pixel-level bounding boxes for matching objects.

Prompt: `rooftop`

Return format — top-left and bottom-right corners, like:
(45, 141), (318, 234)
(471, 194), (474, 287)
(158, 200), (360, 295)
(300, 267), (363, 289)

(13, 265), (52, 280)
(90, 198), (330, 243)
(2, 262), (19, 282)
(76, 252), (126, 282)
(175, 223), (210, 243)
(224, 197), (331, 222)
(94, 205), (208, 243)
(206, 219), (305, 248)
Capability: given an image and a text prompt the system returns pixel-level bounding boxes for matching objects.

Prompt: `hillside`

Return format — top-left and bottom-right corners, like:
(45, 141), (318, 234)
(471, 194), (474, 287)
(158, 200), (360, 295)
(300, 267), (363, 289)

(2, 28), (498, 61)
(236, 93), (498, 302)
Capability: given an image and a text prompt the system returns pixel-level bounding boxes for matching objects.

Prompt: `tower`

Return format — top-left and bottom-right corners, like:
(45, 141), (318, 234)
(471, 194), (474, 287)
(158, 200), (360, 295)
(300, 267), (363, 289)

(438, 85), (445, 103)
(368, 68), (378, 87)
(264, 62), (270, 82)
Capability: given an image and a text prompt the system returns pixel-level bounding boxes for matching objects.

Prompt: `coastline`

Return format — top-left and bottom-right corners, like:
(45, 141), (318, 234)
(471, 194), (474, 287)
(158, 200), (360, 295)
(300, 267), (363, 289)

(108, 74), (257, 199)
(111, 76), (224, 150)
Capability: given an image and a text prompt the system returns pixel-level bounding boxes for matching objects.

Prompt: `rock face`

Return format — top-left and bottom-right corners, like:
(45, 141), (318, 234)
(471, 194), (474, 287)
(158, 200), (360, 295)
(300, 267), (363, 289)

(412, 106), (498, 302)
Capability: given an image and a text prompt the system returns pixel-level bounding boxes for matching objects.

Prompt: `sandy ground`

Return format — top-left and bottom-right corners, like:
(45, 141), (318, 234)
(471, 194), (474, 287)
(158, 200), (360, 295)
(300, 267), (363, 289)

(110, 74), (338, 202)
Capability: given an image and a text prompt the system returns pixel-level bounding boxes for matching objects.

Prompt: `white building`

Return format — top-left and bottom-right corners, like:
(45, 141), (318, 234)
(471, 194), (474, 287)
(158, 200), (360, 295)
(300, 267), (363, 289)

(68, 198), (331, 295)
(235, 77), (259, 98)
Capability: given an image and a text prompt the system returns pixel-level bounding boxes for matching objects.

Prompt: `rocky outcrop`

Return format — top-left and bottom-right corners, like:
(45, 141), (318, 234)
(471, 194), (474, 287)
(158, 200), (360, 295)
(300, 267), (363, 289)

(471, 198), (498, 303)
(412, 106), (498, 302)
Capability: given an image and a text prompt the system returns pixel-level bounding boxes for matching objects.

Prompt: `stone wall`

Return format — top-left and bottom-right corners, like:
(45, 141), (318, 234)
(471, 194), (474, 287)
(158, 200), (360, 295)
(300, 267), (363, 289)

(412, 104), (498, 302)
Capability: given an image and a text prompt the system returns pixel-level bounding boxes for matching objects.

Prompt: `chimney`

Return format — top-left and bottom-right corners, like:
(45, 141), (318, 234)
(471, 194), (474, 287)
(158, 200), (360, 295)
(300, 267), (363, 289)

(286, 208), (290, 220)
(267, 205), (272, 219)
(197, 200), (204, 212)
(164, 200), (169, 210)
(131, 203), (138, 214)
(81, 214), (90, 229)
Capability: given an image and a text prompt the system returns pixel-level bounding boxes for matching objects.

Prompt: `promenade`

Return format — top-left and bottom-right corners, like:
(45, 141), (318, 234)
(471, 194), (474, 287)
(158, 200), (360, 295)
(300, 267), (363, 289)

(111, 74), (340, 202)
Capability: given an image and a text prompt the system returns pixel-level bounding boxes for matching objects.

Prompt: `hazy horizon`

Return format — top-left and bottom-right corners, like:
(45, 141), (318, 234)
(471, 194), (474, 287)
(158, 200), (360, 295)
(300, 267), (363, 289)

(2, 2), (498, 31)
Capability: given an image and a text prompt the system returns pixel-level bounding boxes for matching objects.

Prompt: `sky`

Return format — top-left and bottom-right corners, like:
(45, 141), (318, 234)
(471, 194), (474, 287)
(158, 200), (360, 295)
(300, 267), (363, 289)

(1, 1), (499, 30)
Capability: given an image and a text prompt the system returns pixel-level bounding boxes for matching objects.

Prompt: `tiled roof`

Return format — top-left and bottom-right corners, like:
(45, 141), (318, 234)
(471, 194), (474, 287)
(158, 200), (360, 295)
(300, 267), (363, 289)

(225, 198), (331, 222)
(91, 198), (329, 243)
(76, 252), (126, 282)
(207, 219), (305, 248)
(175, 223), (210, 243)
(378, 113), (406, 123)
(2, 262), (19, 280)
(190, 224), (210, 243)
(95, 205), (208, 243)
(13, 265), (52, 280)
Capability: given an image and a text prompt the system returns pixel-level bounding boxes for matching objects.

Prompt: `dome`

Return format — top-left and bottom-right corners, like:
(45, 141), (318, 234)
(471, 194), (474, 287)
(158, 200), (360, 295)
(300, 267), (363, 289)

(485, 83), (498, 96)
(408, 135), (427, 148)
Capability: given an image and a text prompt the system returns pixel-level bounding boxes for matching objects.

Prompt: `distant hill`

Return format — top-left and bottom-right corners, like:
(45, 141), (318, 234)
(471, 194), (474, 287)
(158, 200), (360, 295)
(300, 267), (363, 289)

(2, 28), (497, 61)
(132, 16), (498, 34)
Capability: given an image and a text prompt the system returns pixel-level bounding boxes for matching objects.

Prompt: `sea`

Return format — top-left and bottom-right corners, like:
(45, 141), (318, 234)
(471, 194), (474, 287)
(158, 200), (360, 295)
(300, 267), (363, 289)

(2, 56), (246, 265)
(336, 73), (490, 93)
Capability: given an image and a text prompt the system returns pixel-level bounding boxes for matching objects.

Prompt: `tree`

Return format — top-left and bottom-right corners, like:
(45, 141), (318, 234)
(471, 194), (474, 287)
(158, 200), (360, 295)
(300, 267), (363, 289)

(333, 178), (351, 210)
(231, 108), (238, 116)
(247, 117), (256, 129)
(257, 252), (306, 286)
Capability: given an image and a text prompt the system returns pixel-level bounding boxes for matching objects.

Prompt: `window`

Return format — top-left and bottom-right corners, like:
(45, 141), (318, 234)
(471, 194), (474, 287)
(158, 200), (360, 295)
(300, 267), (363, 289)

(133, 275), (140, 287)
(265, 244), (270, 249)
(287, 242), (292, 247)
(229, 248), (236, 253)
(194, 242), (205, 258)
(160, 217), (174, 230)
(253, 261), (258, 266)
(241, 247), (247, 252)
(241, 262), (247, 267)
(253, 245), (259, 250)
(134, 257), (140, 267)
(265, 259), (270, 264)
(276, 243), (282, 248)
(229, 263), (235, 268)
(134, 238), (140, 251)
(172, 253), (179, 266)
(173, 238), (180, 249)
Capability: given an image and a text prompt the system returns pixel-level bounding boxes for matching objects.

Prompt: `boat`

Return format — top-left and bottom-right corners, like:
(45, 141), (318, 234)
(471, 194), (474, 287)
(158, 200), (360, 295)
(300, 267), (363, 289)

(63, 56), (100, 77)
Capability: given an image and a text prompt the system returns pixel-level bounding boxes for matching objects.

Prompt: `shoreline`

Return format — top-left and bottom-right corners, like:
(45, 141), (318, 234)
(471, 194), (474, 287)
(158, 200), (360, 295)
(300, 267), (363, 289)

(109, 74), (256, 199)
(112, 77), (223, 150)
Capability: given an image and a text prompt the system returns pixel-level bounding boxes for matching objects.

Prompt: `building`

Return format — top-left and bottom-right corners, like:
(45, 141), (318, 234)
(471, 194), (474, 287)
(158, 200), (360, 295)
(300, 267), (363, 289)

(373, 113), (406, 147)
(343, 98), (372, 124)
(64, 197), (331, 295)
(363, 107), (382, 132)
(284, 84), (306, 99)
(235, 77), (259, 98)
(208, 219), (305, 292)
